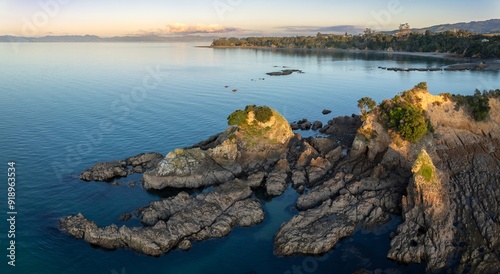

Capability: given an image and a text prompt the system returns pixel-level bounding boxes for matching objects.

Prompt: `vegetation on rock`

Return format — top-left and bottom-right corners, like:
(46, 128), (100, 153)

(227, 105), (293, 146)
(440, 89), (500, 121)
(227, 105), (273, 126)
(357, 97), (377, 121)
(378, 83), (430, 143)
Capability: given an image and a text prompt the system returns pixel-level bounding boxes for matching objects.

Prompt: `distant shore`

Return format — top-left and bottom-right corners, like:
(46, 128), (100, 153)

(201, 45), (464, 60)
(202, 45), (500, 71)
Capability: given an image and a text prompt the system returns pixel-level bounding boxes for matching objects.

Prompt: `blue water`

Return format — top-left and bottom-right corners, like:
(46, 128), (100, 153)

(0, 42), (498, 274)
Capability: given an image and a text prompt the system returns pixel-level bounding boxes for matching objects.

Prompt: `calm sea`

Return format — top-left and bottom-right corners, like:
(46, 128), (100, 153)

(0, 42), (498, 274)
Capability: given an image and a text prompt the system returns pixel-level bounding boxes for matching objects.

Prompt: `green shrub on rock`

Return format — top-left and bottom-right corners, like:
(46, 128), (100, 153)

(227, 109), (248, 126)
(379, 84), (429, 143)
(228, 105), (273, 126)
(451, 89), (491, 121)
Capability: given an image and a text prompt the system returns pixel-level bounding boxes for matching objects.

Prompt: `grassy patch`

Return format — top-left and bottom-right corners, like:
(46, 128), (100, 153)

(227, 105), (273, 126)
(419, 165), (433, 182)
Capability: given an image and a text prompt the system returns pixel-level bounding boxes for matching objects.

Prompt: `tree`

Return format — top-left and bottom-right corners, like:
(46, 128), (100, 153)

(357, 97), (377, 120)
(364, 28), (374, 36)
(399, 23), (411, 36)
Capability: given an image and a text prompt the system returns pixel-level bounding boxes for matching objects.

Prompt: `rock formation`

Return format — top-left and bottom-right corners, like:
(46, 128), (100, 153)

(60, 180), (264, 256)
(80, 152), (163, 181)
(274, 86), (500, 273)
(143, 105), (294, 190)
(62, 89), (500, 272)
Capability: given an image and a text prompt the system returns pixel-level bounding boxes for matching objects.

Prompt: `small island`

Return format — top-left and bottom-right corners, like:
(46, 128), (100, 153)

(61, 84), (500, 273)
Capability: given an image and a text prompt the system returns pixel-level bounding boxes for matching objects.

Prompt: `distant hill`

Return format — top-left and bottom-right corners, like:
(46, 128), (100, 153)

(385, 19), (500, 34)
(0, 35), (219, 43)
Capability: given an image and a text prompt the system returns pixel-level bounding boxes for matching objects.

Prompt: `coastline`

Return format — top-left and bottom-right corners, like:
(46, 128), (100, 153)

(201, 45), (464, 60)
(200, 45), (500, 71)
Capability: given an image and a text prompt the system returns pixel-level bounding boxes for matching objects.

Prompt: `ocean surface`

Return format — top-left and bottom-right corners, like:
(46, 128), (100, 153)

(0, 42), (498, 274)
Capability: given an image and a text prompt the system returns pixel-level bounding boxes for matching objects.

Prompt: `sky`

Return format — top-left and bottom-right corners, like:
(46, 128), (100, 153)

(0, 0), (498, 37)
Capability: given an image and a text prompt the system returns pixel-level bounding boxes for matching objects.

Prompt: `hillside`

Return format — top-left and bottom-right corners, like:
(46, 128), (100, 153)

(386, 19), (500, 34)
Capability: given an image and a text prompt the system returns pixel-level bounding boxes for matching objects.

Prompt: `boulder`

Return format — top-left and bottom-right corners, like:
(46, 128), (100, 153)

(311, 121), (323, 130)
(80, 160), (128, 182)
(300, 121), (312, 130)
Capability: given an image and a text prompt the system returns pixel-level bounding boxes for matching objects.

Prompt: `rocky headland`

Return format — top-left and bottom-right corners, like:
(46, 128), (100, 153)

(61, 86), (499, 273)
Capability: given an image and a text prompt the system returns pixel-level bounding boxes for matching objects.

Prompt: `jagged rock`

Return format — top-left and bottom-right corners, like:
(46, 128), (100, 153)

(246, 172), (265, 189)
(265, 159), (290, 196)
(60, 180), (265, 256)
(125, 152), (163, 171)
(319, 115), (362, 147)
(178, 239), (192, 251)
(296, 177), (345, 210)
(308, 137), (338, 156)
(80, 152), (163, 182)
(275, 188), (392, 255)
(296, 141), (320, 168)
(143, 147), (237, 189)
(322, 109), (332, 115)
(119, 213), (132, 222)
(291, 170), (307, 189)
(80, 160), (128, 181)
(307, 156), (333, 184)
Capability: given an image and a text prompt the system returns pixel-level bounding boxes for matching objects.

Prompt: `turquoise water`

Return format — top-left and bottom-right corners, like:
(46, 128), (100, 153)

(0, 42), (498, 274)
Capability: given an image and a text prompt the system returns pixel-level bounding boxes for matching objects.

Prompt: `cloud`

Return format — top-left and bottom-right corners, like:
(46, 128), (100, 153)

(167, 23), (240, 34)
(278, 25), (364, 34)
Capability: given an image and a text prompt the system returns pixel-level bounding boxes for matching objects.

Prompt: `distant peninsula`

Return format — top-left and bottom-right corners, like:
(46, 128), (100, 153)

(211, 23), (500, 59)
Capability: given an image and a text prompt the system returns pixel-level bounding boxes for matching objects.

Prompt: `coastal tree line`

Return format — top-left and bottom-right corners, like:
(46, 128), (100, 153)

(212, 30), (500, 58)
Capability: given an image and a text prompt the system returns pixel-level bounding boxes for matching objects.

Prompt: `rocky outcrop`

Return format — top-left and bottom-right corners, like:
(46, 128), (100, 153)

(265, 158), (290, 196)
(60, 180), (264, 256)
(143, 106), (294, 190)
(142, 147), (237, 189)
(387, 150), (455, 269)
(275, 167), (404, 255)
(320, 115), (362, 147)
(65, 90), (500, 272)
(275, 88), (500, 273)
(80, 152), (163, 181)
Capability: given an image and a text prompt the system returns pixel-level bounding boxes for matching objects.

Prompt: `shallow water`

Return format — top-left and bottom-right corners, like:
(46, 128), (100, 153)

(0, 42), (497, 273)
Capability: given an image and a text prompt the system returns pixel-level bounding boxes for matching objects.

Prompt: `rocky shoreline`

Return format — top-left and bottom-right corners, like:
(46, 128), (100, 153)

(378, 61), (500, 72)
(60, 88), (500, 273)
